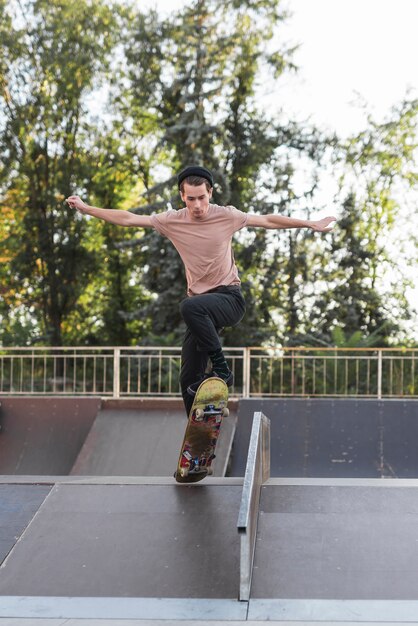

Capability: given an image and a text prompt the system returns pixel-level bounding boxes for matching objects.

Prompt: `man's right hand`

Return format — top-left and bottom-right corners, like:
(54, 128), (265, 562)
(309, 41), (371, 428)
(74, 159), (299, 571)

(66, 195), (90, 214)
(64, 197), (153, 228)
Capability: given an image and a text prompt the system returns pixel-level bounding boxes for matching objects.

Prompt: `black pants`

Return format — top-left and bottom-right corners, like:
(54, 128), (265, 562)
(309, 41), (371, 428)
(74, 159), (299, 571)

(179, 286), (246, 415)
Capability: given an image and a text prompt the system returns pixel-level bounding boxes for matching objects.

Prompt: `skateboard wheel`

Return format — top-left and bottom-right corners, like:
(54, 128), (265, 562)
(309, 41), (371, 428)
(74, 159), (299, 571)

(180, 467), (189, 478)
(195, 408), (204, 420)
(222, 408), (229, 417)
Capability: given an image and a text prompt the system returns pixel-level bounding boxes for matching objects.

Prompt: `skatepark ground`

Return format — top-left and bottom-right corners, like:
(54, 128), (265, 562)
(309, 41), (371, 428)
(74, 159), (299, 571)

(1, 396), (418, 624)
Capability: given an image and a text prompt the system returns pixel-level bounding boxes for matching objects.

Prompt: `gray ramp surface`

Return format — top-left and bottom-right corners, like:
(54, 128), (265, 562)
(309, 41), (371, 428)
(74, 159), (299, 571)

(252, 481), (418, 601)
(0, 485), (51, 565)
(0, 398), (100, 475)
(231, 398), (418, 478)
(70, 407), (185, 475)
(0, 482), (242, 598)
(71, 406), (236, 477)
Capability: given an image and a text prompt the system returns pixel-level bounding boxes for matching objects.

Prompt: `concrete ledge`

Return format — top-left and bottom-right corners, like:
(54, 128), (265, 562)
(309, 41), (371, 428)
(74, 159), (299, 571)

(1, 596), (417, 623)
(0, 597), (248, 621)
(0, 617), (408, 626)
(265, 477), (418, 487)
(0, 476), (244, 486)
(248, 599), (418, 622)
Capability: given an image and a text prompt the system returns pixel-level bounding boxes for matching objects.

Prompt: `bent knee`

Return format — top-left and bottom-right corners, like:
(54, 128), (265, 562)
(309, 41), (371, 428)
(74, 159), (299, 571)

(180, 297), (200, 321)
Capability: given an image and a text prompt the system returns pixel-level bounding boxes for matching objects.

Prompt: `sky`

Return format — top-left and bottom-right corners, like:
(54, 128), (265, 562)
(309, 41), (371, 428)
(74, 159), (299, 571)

(143, 0), (418, 324)
(145, 0), (418, 136)
(275, 0), (418, 134)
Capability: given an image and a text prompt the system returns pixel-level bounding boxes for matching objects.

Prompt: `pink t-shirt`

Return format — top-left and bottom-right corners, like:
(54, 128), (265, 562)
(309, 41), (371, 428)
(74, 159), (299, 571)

(150, 203), (248, 296)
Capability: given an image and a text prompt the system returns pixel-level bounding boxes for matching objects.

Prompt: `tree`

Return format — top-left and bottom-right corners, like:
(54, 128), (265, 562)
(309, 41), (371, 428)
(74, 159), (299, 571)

(306, 98), (418, 345)
(116, 0), (329, 346)
(0, 0), (121, 345)
(65, 129), (154, 346)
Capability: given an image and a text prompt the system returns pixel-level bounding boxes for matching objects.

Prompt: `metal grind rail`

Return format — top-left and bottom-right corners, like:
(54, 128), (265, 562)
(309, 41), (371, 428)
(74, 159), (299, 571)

(237, 411), (271, 601)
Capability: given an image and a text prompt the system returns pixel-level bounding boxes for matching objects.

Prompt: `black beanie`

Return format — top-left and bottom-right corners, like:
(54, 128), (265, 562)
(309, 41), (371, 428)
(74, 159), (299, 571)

(177, 165), (214, 189)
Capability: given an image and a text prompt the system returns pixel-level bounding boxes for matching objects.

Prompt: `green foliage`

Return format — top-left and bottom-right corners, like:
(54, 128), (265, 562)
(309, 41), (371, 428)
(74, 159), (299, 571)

(310, 99), (418, 346)
(119, 0), (331, 345)
(0, 0), (123, 345)
(0, 0), (416, 349)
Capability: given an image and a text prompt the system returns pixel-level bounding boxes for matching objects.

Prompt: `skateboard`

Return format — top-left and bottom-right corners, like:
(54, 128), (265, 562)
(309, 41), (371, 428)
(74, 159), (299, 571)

(174, 377), (229, 483)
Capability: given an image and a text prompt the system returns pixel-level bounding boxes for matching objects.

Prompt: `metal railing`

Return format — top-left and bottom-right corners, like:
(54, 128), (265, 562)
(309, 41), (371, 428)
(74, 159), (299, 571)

(0, 346), (417, 399)
(237, 411), (270, 601)
(246, 347), (418, 399)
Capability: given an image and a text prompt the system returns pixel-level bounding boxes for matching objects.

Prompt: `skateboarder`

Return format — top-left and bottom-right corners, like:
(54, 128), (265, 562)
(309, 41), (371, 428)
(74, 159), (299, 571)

(66, 165), (335, 415)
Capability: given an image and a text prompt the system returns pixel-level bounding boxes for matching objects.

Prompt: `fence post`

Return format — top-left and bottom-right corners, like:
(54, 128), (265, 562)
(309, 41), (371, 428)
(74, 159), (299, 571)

(377, 349), (382, 400)
(113, 348), (121, 399)
(243, 347), (251, 398)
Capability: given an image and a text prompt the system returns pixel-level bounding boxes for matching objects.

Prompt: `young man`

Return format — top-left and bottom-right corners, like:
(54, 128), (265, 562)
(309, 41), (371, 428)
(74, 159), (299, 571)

(66, 165), (335, 415)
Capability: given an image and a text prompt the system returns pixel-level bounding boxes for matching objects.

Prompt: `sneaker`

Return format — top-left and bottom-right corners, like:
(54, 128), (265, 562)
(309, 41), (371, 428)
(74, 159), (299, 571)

(216, 369), (234, 387)
(187, 370), (234, 396)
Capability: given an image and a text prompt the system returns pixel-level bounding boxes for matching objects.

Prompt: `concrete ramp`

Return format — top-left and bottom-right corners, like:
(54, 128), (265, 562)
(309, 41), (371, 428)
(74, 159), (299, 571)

(4, 405), (418, 624)
(0, 477), (246, 621)
(70, 402), (185, 476)
(3, 476), (418, 623)
(71, 399), (237, 477)
(0, 397), (236, 478)
(0, 397), (100, 475)
(231, 398), (418, 478)
(248, 478), (418, 622)
(0, 479), (243, 598)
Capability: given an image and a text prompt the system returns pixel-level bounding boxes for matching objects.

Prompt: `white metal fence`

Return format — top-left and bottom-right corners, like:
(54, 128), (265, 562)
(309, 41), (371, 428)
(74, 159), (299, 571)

(0, 346), (417, 399)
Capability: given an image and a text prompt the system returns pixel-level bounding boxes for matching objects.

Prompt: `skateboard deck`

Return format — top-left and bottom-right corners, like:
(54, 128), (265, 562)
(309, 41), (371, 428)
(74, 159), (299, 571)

(174, 377), (229, 483)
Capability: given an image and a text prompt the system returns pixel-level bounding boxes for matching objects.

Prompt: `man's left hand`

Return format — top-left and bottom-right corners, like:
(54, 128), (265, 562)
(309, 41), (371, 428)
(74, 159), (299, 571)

(310, 216), (336, 232)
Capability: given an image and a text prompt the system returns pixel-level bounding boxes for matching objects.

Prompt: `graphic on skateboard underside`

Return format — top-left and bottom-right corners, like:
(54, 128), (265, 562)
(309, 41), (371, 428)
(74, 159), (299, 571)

(174, 377), (229, 483)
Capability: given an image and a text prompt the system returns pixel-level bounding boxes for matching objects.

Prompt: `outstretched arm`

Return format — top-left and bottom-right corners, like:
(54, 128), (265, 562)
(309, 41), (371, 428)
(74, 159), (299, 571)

(246, 213), (336, 232)
(65, 195), (153, 228)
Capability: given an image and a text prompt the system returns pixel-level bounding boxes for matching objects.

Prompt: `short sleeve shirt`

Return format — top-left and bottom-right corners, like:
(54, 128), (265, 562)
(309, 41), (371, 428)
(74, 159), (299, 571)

(150, 203), (248, 296)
